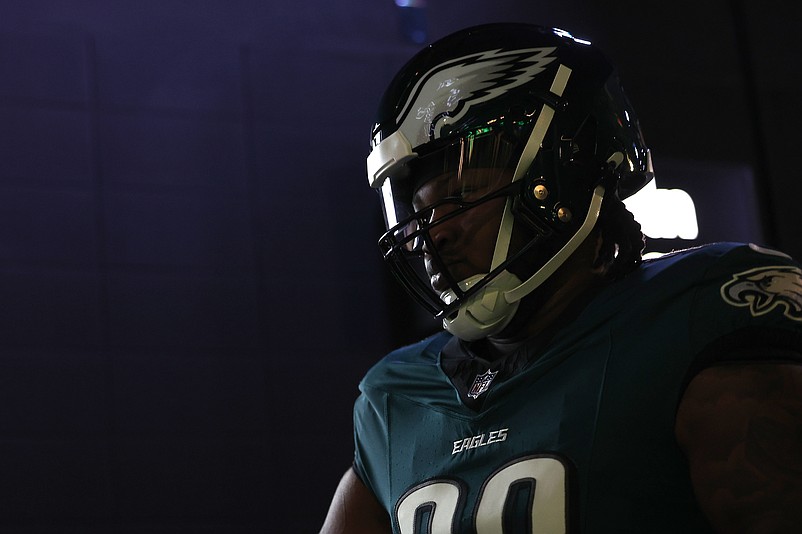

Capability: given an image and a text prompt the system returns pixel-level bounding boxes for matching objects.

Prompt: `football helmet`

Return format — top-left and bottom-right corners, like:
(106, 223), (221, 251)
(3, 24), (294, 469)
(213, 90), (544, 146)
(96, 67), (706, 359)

(367, 23), (653, 340)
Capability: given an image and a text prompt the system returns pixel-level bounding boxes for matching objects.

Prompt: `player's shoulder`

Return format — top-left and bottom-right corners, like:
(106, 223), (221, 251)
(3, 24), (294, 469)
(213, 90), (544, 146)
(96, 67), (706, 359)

(643, 242), (802, 334)
(592, 242), (800, 323)
(360, 330), (452, 392)
(638, 242), (798, 284)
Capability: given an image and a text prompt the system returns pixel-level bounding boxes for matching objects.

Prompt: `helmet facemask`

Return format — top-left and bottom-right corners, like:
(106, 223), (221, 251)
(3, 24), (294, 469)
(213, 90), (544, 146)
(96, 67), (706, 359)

(377, 127), (532, 339)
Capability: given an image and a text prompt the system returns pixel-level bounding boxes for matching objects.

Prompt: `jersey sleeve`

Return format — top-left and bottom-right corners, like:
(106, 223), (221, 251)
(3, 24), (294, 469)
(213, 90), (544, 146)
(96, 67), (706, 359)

(352, 385), (391, 510)
(687, 243), (802, 373)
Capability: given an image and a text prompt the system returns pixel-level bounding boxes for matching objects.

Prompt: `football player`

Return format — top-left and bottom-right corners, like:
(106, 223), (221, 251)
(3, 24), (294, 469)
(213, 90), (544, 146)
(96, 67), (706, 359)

(321, 23), (802, 533)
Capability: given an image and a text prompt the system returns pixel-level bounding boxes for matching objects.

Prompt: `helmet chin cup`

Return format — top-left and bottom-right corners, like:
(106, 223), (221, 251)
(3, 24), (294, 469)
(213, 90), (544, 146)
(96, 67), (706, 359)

(441, 271), (523, 341)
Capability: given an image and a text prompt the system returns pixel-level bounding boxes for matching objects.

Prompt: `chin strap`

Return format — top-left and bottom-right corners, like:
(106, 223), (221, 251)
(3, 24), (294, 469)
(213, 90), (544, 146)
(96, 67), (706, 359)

(442, 185), (605, 341)
(491, 64), (573, 273)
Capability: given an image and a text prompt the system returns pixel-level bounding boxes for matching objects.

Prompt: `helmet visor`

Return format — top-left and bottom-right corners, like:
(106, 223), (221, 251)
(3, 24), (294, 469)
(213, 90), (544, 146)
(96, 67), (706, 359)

(378, 129), (521, 244)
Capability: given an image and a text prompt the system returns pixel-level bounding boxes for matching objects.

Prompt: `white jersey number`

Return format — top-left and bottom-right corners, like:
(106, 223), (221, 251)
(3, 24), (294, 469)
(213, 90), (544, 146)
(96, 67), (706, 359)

(395, 455), (568, 534)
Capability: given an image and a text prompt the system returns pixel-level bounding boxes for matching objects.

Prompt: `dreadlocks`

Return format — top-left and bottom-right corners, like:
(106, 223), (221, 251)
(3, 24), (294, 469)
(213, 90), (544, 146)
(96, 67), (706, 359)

(594, 195), (646, 280)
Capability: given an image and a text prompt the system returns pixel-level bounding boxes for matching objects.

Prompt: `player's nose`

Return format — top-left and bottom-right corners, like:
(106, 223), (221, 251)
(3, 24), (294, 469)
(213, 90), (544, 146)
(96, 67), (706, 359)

(422, 204), (461, 253)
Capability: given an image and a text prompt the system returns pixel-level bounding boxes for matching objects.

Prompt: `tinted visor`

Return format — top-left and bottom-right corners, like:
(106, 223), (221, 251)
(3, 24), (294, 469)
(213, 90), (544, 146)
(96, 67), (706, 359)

(379, 129), (522, 248)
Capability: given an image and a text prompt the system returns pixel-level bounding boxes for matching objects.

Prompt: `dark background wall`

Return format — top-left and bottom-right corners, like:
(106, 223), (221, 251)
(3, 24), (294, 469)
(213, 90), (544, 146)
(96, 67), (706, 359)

(0, 1), (799, 532)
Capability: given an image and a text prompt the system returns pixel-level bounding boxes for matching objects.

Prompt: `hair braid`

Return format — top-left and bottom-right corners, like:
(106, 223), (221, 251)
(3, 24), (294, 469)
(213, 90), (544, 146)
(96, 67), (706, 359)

(593, 196), (645, 279)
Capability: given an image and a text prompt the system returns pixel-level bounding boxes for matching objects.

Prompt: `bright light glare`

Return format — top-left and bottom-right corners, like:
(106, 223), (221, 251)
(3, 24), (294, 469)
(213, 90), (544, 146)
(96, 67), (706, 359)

(552, 27), (591, 45)
(623, 179), (699, 240)
(381, 180), (398, 228)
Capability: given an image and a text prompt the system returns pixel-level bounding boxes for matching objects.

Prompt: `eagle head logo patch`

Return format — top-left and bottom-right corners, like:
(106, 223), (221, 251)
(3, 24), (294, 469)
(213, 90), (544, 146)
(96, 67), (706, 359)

(720, 265), (802, 321)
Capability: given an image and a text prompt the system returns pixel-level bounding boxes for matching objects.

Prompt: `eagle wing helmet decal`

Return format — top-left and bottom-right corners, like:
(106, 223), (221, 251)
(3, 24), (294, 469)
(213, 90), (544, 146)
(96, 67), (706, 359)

(395, 47), (558, 147)
(721, 265), (802, 321)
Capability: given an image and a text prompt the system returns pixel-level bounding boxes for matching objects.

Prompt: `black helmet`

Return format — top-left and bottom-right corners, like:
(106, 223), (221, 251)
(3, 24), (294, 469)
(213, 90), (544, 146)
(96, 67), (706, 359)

(367, 23), (653, 340)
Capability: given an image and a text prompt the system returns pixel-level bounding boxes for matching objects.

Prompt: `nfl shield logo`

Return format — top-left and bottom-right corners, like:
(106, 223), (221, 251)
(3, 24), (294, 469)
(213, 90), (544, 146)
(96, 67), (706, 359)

(468, 369), (498, 399)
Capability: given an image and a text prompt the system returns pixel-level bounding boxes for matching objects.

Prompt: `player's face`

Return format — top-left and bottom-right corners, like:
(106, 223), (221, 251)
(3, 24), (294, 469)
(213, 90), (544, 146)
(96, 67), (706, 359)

(411, 168), (511, 293)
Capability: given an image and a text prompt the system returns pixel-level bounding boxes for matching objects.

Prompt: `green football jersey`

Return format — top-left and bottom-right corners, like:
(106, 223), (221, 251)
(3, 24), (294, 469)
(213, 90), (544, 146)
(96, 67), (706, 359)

(353, 243), (802, 533)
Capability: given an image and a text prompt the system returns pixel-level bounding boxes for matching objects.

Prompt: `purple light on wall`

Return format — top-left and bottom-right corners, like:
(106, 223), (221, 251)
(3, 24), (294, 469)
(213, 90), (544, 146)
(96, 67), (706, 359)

(395, 0), (427, 44)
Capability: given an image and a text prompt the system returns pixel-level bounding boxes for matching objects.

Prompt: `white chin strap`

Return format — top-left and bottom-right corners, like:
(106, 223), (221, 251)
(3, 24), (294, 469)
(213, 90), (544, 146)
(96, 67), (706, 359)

(442, 185), (605, 341)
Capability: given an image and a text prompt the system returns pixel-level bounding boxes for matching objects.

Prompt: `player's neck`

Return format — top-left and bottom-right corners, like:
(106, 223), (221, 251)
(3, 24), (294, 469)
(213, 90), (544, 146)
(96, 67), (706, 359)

(499, 277), (604, 340)
(486, 258), (610, 355)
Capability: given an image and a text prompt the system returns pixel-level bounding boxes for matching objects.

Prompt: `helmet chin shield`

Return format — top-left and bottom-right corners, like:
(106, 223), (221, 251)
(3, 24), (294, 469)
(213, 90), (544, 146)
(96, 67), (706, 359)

(368, 24), (653, 340)
(440, 272), (522, 341)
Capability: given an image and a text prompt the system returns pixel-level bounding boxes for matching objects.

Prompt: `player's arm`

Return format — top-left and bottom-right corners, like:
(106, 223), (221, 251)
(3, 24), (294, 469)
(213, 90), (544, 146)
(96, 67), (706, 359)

(675, 362), (802, 533)
(320, 466), (392, 534)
